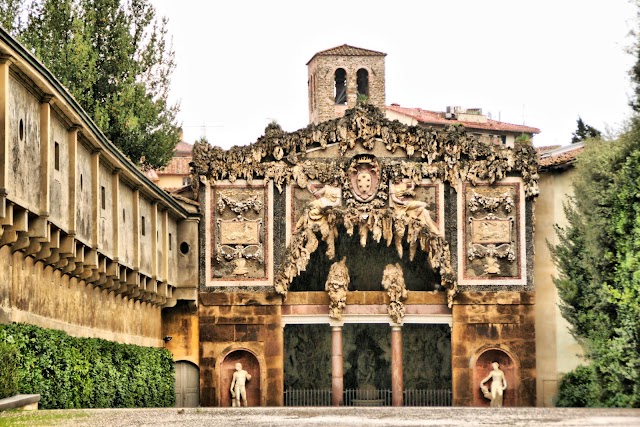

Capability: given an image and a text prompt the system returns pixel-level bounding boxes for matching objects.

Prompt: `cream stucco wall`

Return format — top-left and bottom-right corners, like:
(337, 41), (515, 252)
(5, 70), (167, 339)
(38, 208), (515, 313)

(534, 167), (585, 407)
(0, 29), (200, 349)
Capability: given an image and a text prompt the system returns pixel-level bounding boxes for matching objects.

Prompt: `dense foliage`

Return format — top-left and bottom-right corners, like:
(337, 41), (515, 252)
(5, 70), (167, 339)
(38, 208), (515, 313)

(0, 0), (180, 170)
(0, 323), (175, 409)
(552, 126), (640, 407)
(0, 341), (19, 399)
(570, 117), (602, 143)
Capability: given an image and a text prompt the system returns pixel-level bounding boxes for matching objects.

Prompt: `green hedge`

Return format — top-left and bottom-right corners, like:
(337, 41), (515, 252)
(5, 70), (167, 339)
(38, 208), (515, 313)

(0, 323), (174, 409)
(0, 341), (19, 399)
(556, 365), (601, 407)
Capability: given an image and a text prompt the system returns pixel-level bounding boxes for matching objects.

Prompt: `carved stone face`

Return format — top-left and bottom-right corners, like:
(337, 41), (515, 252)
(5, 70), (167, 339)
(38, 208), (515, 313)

(357, 172), (372, 194)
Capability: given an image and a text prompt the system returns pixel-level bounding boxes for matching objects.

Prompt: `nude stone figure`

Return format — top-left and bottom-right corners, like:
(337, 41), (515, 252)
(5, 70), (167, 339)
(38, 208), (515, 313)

(390, 178), (440, 235)
(307, 182), (341, 222)
(230, 362), (252, 407)
(480, 361), (507, 407)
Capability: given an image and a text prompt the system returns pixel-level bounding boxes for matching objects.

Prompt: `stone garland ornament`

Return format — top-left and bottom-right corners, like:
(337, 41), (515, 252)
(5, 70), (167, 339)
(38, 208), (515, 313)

(190, 104), (540, 198)
(217, 190), (263, 214)
(382, 263), (408, 324)
(325, 257), (350, 320)
(468, 190), (514, 213)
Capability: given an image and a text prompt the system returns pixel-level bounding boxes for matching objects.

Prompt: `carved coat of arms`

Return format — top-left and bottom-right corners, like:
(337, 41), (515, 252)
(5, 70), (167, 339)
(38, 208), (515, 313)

(348, 155), (380, 202)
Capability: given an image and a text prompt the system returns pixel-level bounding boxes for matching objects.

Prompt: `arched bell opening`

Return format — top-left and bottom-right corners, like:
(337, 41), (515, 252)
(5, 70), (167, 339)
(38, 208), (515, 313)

(289, 225), (441, 292)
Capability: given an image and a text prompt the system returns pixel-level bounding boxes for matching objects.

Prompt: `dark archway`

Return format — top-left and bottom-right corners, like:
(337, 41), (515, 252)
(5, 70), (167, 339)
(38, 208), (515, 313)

(290, 226), (440, 292)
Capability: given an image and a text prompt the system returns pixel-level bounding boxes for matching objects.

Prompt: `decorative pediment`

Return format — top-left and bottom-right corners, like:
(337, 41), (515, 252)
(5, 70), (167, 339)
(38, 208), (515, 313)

(191, 104), (540, 198)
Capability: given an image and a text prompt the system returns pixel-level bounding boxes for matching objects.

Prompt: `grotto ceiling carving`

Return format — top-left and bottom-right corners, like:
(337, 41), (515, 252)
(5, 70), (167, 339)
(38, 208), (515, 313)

(191, 104), (539, 306)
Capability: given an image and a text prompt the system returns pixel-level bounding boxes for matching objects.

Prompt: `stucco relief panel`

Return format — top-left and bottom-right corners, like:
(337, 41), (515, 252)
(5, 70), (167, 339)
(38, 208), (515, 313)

(211, 185), (268, 281)
(459, 180), (526, 286)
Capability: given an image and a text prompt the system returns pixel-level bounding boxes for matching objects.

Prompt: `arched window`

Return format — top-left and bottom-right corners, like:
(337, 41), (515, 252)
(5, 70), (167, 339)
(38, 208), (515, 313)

(357, 68), (369, 100)
(334, 68), (347, 105)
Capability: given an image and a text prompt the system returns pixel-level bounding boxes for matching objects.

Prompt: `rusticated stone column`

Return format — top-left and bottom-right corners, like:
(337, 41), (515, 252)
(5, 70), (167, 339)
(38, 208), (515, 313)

(331, 325), (344, 406)
(391, 325), (403, 406)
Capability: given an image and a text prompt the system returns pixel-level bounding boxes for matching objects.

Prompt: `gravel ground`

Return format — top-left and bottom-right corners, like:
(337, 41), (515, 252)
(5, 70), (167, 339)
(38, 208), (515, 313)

(26, 407), (640, 427)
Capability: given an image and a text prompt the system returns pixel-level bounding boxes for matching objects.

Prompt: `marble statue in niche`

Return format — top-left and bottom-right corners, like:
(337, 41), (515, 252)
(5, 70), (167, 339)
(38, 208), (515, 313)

(480, 361), (507, 407)
(390, 178), (439, 235)
(230, 362), (252, 407)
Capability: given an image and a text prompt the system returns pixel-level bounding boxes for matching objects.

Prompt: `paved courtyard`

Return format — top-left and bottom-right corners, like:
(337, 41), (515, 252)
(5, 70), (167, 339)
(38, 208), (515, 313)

(7, 407), (637, 427)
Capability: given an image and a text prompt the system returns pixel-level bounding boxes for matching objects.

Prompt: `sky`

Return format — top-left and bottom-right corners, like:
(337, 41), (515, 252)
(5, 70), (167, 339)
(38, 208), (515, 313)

(150, 0), (637, 150)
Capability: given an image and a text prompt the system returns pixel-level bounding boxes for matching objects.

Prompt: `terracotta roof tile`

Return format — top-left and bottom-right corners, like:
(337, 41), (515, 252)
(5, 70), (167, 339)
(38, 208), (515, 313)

(307, 44), (386, 64)
(174, 141), (193, 156)
(157, 156), (191, 175)
(538, 144), (583, 168)
(386, 105), (540, 134)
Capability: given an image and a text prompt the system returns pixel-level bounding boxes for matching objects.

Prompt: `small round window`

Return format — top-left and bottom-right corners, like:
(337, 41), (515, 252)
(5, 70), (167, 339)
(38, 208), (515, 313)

(180, 242), (190, 255)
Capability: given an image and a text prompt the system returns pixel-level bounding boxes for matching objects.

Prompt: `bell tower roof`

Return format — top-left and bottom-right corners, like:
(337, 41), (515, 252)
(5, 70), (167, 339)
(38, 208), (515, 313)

(306, 44), (387, 65)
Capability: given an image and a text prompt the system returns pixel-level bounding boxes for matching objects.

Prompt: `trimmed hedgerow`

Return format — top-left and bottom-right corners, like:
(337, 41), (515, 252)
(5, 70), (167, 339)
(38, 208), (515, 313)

(0, 323), (174, 409)
(0, 340), (19, 399)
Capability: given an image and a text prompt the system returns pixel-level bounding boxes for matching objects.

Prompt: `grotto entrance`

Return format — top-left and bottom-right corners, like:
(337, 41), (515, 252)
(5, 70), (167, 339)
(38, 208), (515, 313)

(288, 226), (442, 292)
(282, 323), (452, 406)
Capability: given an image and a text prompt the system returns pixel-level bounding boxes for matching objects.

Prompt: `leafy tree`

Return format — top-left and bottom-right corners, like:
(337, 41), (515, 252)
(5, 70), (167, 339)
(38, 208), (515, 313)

(571, 117), (602, 143)
(552, 126), (640, 407)
(4, 0), (179, 170)
(0, 0), (25, 32)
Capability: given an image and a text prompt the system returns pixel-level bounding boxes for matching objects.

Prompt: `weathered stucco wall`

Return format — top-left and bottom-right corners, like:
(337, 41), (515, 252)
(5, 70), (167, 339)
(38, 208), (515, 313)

(0, 246), (162, 345)
(8, 75), (41, 209)
(534, 168), (584, 407)
(75, 140), (92, 244)
(163, 301), (199, 366)
(139, 197), (153, 276)
(118, 184), (135, 268)
(49, 112), (69, 229)
(99, 163), (114, 258)
(168, 219), (178, 284)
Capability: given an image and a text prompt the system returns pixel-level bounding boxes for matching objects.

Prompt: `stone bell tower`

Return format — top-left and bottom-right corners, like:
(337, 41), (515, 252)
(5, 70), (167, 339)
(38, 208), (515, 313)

(307, 44), (386, 125)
